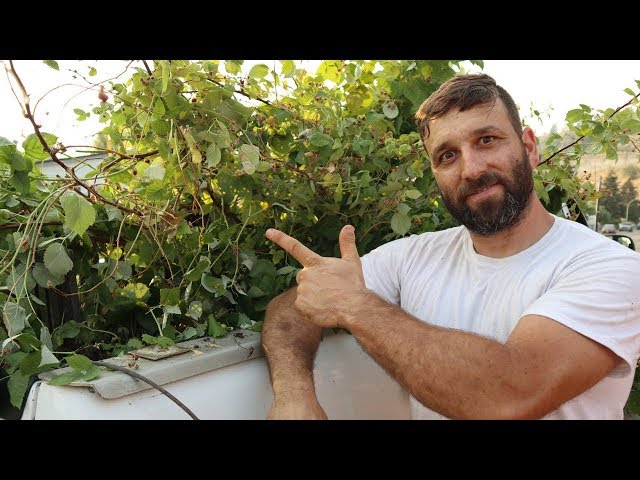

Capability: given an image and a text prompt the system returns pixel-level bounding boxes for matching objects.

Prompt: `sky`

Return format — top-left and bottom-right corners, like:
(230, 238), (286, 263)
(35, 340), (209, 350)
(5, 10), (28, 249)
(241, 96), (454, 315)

(2, 60), (640, 148)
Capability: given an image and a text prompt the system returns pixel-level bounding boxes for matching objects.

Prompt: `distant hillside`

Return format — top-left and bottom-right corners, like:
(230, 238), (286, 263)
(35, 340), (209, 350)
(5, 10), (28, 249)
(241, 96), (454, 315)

(577, 145), (640, 192)
(538, 134), (640, 191)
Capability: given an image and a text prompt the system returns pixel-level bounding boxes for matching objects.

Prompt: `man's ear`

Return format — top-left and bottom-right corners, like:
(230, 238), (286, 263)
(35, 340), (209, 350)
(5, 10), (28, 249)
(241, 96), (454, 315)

(522, 127), (539, 168)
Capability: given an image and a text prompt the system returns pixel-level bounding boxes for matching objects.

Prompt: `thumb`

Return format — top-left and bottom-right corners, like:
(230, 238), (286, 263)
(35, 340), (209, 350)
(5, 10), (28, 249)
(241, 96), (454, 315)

(339, 225), (360, 263)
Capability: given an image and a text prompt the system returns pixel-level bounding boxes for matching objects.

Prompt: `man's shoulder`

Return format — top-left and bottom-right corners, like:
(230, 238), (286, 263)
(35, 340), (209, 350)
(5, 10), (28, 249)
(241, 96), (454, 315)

(552, 215), (640, 267)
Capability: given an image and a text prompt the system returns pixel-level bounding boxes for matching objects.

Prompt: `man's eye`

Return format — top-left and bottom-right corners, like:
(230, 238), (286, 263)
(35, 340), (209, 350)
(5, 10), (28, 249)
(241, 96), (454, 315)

(440, 151), (455, 163)
(480, 136), (494, 144)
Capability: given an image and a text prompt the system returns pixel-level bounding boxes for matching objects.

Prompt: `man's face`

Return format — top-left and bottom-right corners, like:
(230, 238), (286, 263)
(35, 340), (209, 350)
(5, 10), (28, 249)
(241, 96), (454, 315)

(423, 100), (537, 236)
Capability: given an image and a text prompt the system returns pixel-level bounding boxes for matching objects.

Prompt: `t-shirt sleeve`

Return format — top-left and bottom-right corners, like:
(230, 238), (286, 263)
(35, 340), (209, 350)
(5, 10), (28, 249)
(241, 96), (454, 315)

(522, 246), (640, 370)
(360, 236), (414, 306)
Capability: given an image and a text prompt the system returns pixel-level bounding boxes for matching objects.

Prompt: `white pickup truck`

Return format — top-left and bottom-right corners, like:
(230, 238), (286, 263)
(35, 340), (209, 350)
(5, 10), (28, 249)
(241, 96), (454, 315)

(12, 329), (410, 420)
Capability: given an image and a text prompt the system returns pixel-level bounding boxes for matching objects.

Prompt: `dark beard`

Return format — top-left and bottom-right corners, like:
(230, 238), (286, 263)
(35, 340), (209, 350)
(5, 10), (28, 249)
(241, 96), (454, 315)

(439, 147), (533, 236)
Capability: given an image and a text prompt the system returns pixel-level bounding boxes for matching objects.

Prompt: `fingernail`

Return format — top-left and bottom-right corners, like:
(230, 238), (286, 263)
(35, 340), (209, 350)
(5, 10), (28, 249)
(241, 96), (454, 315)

(266, 228), (274, 238)
(346, 225), (355, 233)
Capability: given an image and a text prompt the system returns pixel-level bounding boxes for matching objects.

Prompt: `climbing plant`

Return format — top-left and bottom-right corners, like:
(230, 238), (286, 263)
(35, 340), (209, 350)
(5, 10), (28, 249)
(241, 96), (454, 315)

(1, 59), (639, 414)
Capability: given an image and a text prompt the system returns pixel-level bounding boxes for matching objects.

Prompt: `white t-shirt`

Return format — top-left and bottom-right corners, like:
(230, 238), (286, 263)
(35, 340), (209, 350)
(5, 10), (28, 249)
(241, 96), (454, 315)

(361, 214), (640, 419)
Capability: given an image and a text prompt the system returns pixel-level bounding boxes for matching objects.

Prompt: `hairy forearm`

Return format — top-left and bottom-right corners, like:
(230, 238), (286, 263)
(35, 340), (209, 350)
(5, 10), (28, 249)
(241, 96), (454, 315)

(262, 287), (323, 395)
(342, 291), (537, 419)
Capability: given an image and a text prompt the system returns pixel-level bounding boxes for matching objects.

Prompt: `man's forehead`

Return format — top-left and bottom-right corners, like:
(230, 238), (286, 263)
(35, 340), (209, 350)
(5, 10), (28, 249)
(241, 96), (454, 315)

(424, 102), (508, 146)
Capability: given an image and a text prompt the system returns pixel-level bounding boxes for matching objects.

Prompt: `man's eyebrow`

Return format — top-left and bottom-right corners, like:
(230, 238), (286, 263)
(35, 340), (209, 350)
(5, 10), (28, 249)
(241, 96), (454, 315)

(431, 125), (505, 158)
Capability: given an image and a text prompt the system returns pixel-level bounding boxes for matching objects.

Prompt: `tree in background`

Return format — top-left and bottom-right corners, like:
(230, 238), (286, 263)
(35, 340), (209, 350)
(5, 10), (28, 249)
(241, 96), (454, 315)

(620, 177), (639, 222)
(600, 170), (624, 220)
(623, 163), (640, 180)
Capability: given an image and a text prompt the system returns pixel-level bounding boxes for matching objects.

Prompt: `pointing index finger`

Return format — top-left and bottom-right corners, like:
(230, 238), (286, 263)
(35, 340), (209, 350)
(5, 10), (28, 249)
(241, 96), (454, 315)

(266, 228), (322, 267)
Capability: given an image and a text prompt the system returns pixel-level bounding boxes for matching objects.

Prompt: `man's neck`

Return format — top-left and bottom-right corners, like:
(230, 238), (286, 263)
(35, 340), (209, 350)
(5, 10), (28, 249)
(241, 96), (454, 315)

(468, 195), (554, 258)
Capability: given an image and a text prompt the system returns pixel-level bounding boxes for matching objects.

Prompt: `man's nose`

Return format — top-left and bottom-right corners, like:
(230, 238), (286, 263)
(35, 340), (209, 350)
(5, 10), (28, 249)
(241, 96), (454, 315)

(459, 148), (488, 181)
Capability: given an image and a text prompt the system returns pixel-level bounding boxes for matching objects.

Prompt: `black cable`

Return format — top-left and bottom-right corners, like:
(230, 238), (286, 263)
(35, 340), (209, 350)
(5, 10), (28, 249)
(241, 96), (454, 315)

(91, 360), (199, 420)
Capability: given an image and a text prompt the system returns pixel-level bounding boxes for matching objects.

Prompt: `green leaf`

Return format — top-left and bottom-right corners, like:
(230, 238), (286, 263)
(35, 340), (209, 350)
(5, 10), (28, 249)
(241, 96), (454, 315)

(32, 262), (65, 288)
(247, 286), (266, 298)
(276, 265), (298, 275)
(51, 321), (81, 348)
(20, 350), (42, 376)
(255, 161), (271, 172)
(106, 260), (129, 280)
(397, 203), (411, 216)
(201, 274), (225, 294)
(534, 178), (549, 205)
(39, 345), (59, 367)
(560, 178), (575, 191)
(160, 287), (181, 305)
(390, 212), (411, 235)
(60, 192), (96, 236)
(22, 133), (57, 160)
(179, 326), (198, 341)
(242, 161), (256, 175)
(43, 60), (59, 70)
(82, 364), (101, 381)
(48, 369), (85, 386)
(160, 60), (170, 94)
(565, 109), (585, 124)
(405, 189), (422, 199)
(3, 302), (27, 336)
(89, 66), (97, 76)
(382, 101), (399, 119)
(152, 100), (166, 118)
(225, 60), (241, 75)
(121, 283), (150, 301)
(40, 326), (53, 351)
(239, 144), (259, 166)
(246, 320), (264, 332)
(164, 305), (181, 316)
(66, 354), (93, 371)
(8, 171), (30, 194)
(144, 163), (166, 180)
(9, 151), (31, 172)
(186, 301), (203, 320)
(206, 143), (222, 167)
(8, 370), (30, 408)
(104, 204), (123, 222)
(185, 259), (211, 282)
(0, 136), (15, 147)
(207, 315), (228, 337)
(620, 117), (640, 133)
(3, 333), (40, 351)
(0, 138), (17, 164)
(281, 60), (295, 76)
(309, 132), (333, 148)
(44, 242), (73, 277)
(248, 64), (269, 79)
(142, 334), (174, 347)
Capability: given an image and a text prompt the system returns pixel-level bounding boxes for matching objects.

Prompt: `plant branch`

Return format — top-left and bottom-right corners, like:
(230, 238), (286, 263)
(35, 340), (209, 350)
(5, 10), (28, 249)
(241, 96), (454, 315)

(69, 60), (134, 87)
(63, 145), (159, 172)
(207, 78), (272, 105)
(91, 360), (199, 420)
(539, 92), (640, 167)
(7, 61), (142, 217)
(142, 60), (153, 76)
(204, 186), (241, 224)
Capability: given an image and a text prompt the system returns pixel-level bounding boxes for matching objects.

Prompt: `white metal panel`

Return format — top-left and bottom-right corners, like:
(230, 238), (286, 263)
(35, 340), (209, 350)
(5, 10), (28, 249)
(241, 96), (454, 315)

(24, 331), (410, 419)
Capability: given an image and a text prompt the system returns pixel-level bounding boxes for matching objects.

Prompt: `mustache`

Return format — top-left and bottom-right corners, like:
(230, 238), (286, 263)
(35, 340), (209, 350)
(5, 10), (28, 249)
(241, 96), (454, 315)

(457, 172), (505, 199)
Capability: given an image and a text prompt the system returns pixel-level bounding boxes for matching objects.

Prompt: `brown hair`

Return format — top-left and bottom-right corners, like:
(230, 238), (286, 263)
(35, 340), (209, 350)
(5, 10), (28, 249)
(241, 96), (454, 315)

(415, 73), (522, 144)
